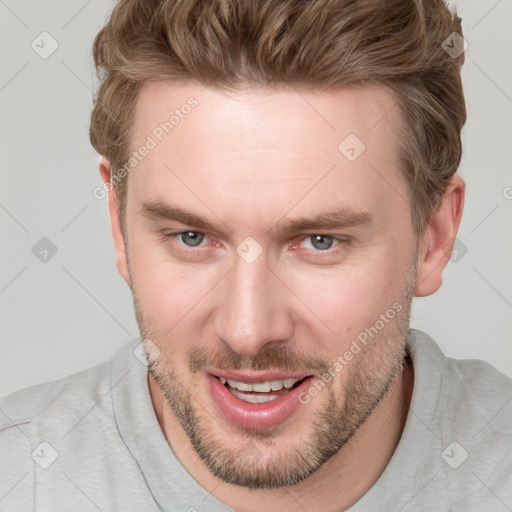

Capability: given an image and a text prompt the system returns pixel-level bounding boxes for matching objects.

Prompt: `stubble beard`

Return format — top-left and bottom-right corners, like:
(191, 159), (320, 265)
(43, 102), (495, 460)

(132, 263), (417, 490)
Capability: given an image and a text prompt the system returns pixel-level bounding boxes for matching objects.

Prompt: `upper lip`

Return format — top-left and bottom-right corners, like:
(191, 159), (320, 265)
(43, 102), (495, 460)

(206, 369), (312, 384)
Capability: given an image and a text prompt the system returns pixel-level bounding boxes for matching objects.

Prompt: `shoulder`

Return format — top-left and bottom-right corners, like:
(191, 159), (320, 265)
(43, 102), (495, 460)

(0, 339), (140, 453)
(0, 339), (157, 510)
(442, 350), (512, 504)
(408, 329), (512, 433)
(0, 357), (113, 434)
(441, 348), (512, 438)
(0, 339), (143, 428)
(0, 353), (117, 510)
(408, 330), (512, 505)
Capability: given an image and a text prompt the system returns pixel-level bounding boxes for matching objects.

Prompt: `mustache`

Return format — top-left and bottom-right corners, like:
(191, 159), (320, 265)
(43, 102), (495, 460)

(188, 343), (331, 375)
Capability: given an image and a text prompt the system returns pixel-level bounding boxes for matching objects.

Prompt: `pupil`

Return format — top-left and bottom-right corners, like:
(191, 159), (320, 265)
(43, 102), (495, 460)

(182, 232), (204, 246)
(311, 235), (333, 250)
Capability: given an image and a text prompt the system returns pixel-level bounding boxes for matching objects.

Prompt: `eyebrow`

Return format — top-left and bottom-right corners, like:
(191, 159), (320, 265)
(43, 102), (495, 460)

(273, 208), (373, 235)
(141, 200), (219, 232)
(141, 200), (372, 235)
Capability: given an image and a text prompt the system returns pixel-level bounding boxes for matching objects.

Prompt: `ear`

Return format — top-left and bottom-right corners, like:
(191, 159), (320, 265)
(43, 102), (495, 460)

(99, 157), (131, 286)
(415, 175), (465, 297)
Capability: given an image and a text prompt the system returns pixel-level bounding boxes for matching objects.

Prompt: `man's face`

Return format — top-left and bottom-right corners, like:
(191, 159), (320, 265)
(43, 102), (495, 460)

(123, 82), (418, 488)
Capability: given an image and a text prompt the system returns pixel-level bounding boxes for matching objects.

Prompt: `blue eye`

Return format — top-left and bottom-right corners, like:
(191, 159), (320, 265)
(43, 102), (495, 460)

(300, 235), (337, 251)
(179, 231), (205, 247)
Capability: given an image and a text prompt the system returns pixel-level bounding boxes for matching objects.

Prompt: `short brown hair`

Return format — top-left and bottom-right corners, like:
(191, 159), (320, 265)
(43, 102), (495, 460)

(89, 0), (466, 234)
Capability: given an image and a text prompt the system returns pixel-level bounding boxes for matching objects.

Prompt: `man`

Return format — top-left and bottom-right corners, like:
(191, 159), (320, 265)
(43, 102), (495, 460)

(1, 0), (511, 510)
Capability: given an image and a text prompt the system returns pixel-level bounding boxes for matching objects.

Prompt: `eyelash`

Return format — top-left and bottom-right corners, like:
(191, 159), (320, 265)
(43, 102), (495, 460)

(160, 231), (348, 256)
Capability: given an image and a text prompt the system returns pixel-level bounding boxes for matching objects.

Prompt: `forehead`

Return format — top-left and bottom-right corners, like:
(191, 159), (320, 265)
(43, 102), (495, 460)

(132, 80), (401, 155)
(128, 81), (408, 232)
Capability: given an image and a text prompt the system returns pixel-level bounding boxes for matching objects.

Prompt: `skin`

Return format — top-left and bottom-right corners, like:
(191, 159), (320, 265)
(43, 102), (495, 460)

(99, 82), (464, 511)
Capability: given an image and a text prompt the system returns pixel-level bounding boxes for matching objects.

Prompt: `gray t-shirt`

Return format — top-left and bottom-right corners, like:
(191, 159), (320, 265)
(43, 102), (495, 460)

(1, 329), (511, 511)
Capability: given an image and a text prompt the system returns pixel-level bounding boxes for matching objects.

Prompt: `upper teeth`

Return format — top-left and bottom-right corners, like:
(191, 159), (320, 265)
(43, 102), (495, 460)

(219, 377), (301, 392)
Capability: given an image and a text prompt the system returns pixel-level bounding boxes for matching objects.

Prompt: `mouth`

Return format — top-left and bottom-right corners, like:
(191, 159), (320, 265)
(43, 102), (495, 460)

(218, 375), (306, 403)
(205, 371), (315, 430)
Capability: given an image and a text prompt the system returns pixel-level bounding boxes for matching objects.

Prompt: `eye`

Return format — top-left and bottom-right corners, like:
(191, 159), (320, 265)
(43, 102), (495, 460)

(177, 231), (207, 247)
(299, 235), (339, 251)
(159, 229), (221, 259)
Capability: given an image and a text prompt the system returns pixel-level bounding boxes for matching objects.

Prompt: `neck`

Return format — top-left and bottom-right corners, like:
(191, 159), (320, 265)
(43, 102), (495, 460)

(149, 358), (414, 512)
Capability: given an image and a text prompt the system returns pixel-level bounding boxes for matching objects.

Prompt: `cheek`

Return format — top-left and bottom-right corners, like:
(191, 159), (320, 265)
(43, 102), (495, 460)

(286, 256), (408, 348)
(129, 241), (222, 336)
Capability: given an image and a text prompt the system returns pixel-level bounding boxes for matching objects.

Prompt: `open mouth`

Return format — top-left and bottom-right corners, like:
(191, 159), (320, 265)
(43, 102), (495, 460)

(217, 376), (309, 404)
(204, 371), (315, 429)
(206, 370), (315, 429)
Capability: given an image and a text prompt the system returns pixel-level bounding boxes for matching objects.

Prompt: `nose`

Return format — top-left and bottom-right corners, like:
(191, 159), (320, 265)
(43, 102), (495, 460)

(214, 253), (295, 357)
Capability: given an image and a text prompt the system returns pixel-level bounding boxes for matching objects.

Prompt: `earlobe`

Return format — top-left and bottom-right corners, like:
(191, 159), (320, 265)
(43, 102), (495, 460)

(99, 157), (131, 286)
(414, 175), (465, 297)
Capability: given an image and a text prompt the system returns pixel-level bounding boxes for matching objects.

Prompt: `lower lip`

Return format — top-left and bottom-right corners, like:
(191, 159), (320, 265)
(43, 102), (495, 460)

(206, 374), (314, 430)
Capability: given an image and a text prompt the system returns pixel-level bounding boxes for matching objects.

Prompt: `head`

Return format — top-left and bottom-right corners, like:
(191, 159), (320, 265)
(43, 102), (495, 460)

(90, 0), (465, 489)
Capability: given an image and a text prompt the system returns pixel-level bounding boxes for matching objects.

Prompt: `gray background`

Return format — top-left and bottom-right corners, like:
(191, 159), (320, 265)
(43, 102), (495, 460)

(1, 0), (511, 397)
